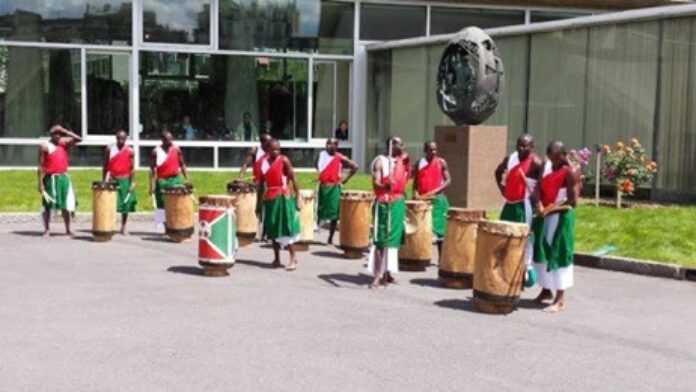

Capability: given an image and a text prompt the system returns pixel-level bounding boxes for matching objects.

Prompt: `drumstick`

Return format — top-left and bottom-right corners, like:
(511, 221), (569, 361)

(123, 192), (132, 204)
(151, 194), (157, 210)
(42, 190), (56, 204)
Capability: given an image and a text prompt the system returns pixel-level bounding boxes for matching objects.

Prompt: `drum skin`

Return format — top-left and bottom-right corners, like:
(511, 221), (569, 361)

(398, 200), (433, 271)
(473, 220), (529, 314)
(439, 208), (486, 288)
(227, 181), (258, 247)
(198, 195), (236, 277)
(295, 190), (315, 252)
(92, 182), (118, 242)
(339, 191), (374, 259)
(164, 187), (194, 243)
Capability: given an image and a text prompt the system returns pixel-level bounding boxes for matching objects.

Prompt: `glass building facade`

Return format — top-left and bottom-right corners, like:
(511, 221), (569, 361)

(366, 6), (696, 201)
(0, 0), (591, 168)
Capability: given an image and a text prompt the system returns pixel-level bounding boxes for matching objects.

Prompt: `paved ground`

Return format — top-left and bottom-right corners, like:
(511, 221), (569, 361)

(1, 221), (695, 392)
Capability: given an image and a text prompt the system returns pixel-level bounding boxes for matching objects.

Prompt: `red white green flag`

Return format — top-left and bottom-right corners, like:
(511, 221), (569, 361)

(198, 206), (236, 263)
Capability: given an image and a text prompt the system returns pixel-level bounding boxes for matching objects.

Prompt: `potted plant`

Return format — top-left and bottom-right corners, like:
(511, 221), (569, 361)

(601, 138), (658, 208)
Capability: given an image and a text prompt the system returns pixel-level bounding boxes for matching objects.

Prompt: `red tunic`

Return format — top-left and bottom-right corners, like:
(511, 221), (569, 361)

(156, 146), (181, 178)
(504, 155), (533, 203)
(253, 148), (267, 184)
(263, 156), (289, 200)
(540, 165), (569, 207)
(374, 155), (408, 203)
(416, 157), (444, 195)
(107, 145), (133, 178)
(42, 141), (69, 175)
(318, 152), (344, 185)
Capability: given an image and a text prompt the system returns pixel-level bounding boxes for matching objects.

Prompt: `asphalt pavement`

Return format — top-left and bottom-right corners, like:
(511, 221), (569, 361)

(1, 221), (695, 392)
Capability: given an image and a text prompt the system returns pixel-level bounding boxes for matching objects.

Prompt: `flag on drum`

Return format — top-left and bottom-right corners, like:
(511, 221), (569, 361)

(198, 207), (236, 263)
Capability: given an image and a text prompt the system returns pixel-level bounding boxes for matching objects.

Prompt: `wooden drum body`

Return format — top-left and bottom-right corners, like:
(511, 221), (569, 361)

(92, 181), (118, 242)
(198, 195), (237, 277)
(227, 181), (258, 247)
(398, 200), (433, 271)
(473, 220), (529, 314)
(439, 209), (487, 288)
(295, 190), (315, 252)
(163, 186), (195, 243)
(339, 191), (374, 259)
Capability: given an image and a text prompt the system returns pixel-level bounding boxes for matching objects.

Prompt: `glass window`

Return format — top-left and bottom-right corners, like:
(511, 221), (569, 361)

(360, 4), (426, 41)
(318, 1), (354, 55)
(140, 52), (308, 141)
(430, 7), (525, 36)
(313, 61), (350, 139)
(530, 11), (590, 23)
(0, 145), (36, 166)
(143, 0), (210, 44)
(0, 1), (132, 44)
(0, 46), (81, 138)
(87, 52), (130, 135)
(70, 145), (107, 166)
(139, 146), (214, 167)
(219, 0), (322, 53)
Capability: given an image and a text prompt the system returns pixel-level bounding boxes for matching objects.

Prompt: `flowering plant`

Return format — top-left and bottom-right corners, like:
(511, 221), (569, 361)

(601, 138), (657, 198)
(568, 147), (593, 182)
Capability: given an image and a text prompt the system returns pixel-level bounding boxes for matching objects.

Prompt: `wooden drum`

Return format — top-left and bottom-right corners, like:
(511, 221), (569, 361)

(163, 186), (195, 243)
(295, 189), (315, 252)
(339, 191), (374, 259)
(398, 200), (433, 271)
(198, 195), (237, 277)
(473, 220), (529, 314)
(439, 209), (487, 288)
(227, 180), (258, 247)
(92, 181), (118, 242)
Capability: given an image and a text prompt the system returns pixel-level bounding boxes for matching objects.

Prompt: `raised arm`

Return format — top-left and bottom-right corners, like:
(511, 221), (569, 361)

(53, 125), (82, 146)
(341, 155), (359, 185)
(494, 156), (508, 196)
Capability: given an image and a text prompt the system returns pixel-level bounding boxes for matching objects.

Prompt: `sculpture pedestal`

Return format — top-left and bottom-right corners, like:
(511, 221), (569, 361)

(435, 125), (507, 210)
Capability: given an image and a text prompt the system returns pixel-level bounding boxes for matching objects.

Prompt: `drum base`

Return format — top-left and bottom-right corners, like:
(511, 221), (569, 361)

(472, 290), (519, 314)
(294, 242), (310, 252)
(237, 232), (256, 247)
(341, 247), (365, 259)
(200, 262), (233, 277)
(166, 227), (194, 243)
(92, 231), (113, 242)
(399, 258), (430, 272)
(438, 270), (473, 289)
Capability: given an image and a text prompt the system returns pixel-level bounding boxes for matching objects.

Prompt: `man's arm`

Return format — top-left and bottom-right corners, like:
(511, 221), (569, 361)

(37, 145), (46, 194)
(528, 156), (544, 206)
(128, 150), (136, 191)
(54, 126), (82, 146)
(494, 156), (508, 196)
(102, 146), (110, 182)
(341, 156), (358, 185)
(372, 158), (388, 191)
(434, 158), (452, 195)
(238, 146), (257, 178)
(284, 157), (301, 209)
(177, 147), (189, 180)
(565, 165), (580, 208)
(411, 163), (420, 199)
(149, 150), (157, 195)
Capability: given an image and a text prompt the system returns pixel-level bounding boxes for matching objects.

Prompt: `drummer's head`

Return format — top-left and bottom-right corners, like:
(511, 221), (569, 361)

(516, 134), (534, 160)
(161, 129), (174, 147)
(326, 138), (338, 153)
(424, 141), (437, 160)
(387, 136), (403, 157)
(546, 140), (566, 165)
(269, 139), (281, 158)
(260, 133), (273, 151)
(115, 129), (128, 147)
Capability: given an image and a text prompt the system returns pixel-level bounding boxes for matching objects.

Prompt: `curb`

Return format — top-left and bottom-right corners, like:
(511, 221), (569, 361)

(574, 253), (695, 282)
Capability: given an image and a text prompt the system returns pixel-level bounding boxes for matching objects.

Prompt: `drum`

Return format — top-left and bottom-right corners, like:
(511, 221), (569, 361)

(439, 209), (487, 288)
(163, 185), (195, 243)
(398, 200), (433, 271)
(227, 180), (258, 247)
(339, 191), (374, 259)
(473, 220), (529, 314)
(198, 195), (237, 277)
(295, 189), (316, 252)
(92, 181), (118, 242)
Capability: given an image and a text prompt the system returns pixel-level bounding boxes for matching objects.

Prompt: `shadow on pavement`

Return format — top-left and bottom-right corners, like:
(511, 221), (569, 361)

(311, 250), (350, 260)
(235, 259), (278, 270)
(434, 299), (477, 313)
(516, 298), (544, 310)
(410, 278), (448, 289)
(167, 265), (205, 276)
(72, 235), (94, 242)
(11, 231), (74, 238)
(318, 273), (372, 288)
(141, 236), (172, 243)
(128, 231), (162, 237)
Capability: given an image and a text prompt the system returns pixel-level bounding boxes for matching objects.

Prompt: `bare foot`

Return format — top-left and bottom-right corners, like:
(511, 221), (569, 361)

(65, 231), (75, 238)
(120, 228), (128, 236)
(42, 231), (50, 238)
(543, 302), (566, 313)
(271, 261), (283, 269)
(368, 282), (384, 290)
(533, 290), (553, 305)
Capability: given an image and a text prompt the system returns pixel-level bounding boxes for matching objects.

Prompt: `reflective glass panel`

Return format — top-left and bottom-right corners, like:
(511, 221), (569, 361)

(313, 61), (350, 139)
(143, 0), (210, 44)
(429, 7), (525, 35)
(87, 52), (130, 135)
(360, 4), (426, 41)
(530, 11), (590, 23)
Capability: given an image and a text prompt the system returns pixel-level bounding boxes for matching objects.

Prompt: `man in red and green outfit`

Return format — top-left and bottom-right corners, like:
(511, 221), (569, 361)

(149, 130), (189, 231)
(368, 137), (410, 289)
(38, 125), (82, 237)
(261, 140), (302, 271)
(103, 129), (137, 235)
(412, 141), (451, 261)
(495, 134), (543, 283)
(532, 141), (580, 313)
(239, 132), (274, 238)
(316, 138), (357, 245)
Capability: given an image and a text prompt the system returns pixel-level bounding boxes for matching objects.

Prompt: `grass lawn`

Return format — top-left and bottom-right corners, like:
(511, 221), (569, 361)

(2, 170), (695, 267)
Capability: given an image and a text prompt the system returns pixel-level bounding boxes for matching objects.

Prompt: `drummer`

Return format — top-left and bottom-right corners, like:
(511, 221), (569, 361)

(102, 129), (136, 235)
(368, 136), (410, 289)
(532, 141), (580, 313)
(260, 140), (302, 271)
(316, 138), (358, 245)
(412, 141), (451, 260)
(149, 130), (189, 231)
(38, 125), (82, 237)
(239, 132), (273, 237)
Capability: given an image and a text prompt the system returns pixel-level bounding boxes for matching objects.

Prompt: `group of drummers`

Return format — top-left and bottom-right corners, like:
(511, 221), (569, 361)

(38, 125), (578, 314)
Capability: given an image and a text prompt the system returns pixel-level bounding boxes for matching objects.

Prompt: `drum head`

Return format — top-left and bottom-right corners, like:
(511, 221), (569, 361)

(478, 220), (529, 237)
(227, 180), (256, 193)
